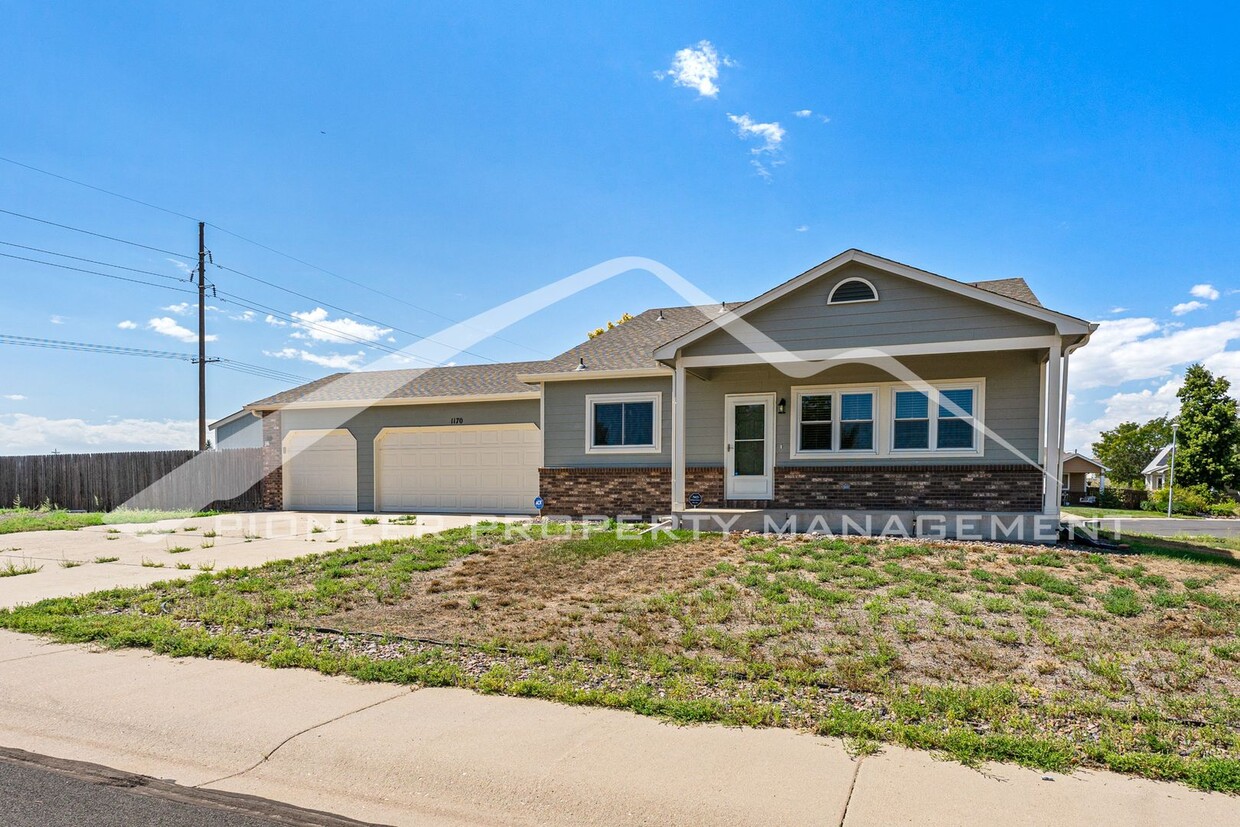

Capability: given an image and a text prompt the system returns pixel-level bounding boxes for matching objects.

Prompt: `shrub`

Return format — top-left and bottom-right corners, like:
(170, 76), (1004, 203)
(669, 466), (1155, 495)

(1206, 501), (1239, 517)
(1096, 488), (1124, 509)
(1142, 485), (1216, 515)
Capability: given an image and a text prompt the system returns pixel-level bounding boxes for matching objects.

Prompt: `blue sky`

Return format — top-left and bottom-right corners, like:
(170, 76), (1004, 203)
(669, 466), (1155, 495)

(0, 2), (1237, 453)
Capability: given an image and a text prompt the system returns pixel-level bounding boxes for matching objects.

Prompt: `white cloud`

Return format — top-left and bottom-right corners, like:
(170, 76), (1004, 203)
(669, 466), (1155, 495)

(0, 414), (196, 454)
(1108, 306), (1128, 314)
(1064, 378), (1182, 454)
(167, 258), (194, 277)
(265, 348), (365, 370)
(658, 40), (732, 98)
(1070, 313), (1240, 389)
(264, 314), (288, 328)
(727, 113), (785, 154)
(230, 310), (256, 323)
(2, 394), (26, 401)
(1191, 283), (1220, 301)
(117, 320), (138, 330)
(49, 315), (65, 325)
(1171, 300), (1207, 316)
(288, 307), (390, 344)
(795, 225), (809, 232)
(162, 302), (191, 315)
(1203, 350), (1240, 387)
(147, 316), (217, 343)
(793, 109), (813, 118)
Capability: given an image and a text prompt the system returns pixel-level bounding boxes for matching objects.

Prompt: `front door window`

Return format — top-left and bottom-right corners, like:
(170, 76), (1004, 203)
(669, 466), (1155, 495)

(733, 403), (766, 476)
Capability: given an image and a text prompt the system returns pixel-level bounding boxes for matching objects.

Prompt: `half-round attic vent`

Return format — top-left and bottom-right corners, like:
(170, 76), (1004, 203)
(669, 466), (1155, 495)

(827, 277), (878, 305)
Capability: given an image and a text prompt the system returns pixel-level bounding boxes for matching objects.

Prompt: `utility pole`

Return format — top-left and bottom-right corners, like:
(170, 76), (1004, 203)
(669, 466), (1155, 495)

(197, 221), (207, 452)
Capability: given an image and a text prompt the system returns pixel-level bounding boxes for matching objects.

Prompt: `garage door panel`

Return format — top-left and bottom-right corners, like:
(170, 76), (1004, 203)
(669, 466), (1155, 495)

(284, 431), (358, 512)
(377, 425), (540, 515)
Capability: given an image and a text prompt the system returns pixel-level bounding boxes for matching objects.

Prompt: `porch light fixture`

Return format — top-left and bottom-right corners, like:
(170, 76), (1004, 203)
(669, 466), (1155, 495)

(777, 398), (787, 415)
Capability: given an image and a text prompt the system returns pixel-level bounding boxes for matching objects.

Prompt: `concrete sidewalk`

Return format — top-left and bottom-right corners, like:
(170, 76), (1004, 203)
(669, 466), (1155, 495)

(0, 631), (1232, 826)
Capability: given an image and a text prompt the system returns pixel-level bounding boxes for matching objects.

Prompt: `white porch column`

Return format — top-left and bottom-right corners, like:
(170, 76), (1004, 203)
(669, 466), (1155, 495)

(1043, 339), (1063, 515)
(672, 357), (686, 511)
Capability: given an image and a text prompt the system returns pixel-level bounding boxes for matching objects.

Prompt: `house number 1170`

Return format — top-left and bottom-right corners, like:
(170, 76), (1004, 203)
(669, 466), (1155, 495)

(449, 417), (464, 425)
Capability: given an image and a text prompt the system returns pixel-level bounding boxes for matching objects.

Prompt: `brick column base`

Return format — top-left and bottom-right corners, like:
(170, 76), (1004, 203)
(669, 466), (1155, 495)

(260, 411), (283, 510)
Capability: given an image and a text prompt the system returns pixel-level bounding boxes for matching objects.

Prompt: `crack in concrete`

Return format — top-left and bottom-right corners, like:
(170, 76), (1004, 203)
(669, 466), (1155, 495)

(837, 755), (865, 827)
(0, 648), (75, 665)
(193, 687), (414, 788)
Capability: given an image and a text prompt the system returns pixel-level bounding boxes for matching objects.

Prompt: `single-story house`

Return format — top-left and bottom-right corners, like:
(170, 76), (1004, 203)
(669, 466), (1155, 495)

(1061, 451), (1106, 505)
(1143, 445), (1174, 490)
(209, 409), (263, 449)
(240, 250), (1096, 537)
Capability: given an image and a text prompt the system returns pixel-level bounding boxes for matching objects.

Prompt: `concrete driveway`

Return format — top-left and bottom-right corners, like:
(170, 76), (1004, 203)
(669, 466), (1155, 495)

(0, 512), (507, 608)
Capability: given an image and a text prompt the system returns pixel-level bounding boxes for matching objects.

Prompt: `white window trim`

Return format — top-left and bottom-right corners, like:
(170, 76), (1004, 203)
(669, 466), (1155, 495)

(789, 385), (879, 459)
(888, 381), (985, 458)
(790, 379), (986, 460)
(826, 276), (879, 305)
(584, 391), (662, 454)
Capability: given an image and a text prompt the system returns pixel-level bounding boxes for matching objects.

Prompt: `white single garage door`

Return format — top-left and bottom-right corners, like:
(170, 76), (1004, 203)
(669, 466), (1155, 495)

(376, 424), (540, 514)
(283, 429), (358, 511)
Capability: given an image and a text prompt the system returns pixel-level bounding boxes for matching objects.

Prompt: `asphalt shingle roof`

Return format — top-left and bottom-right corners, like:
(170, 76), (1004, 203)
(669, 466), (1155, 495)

(970, 278), (1042, 307)
(249, 361), (547, 407)
(247, 263), (1053, 408)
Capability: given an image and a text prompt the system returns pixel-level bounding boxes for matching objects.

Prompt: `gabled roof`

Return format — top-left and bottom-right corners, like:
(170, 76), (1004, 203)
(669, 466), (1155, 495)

(244, 249), (1095, 409)
(652, 249), (1094, 361)
(1062, 451), (1106, 472)
(518, 304), (745, 380)
(1143, 445), (1174, 475)
(249, 361), (545, 409)
(208, 409), (256, 430)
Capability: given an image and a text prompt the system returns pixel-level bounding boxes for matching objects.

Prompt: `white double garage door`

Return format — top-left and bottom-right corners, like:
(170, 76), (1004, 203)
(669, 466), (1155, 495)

(283, 424), (540, 514)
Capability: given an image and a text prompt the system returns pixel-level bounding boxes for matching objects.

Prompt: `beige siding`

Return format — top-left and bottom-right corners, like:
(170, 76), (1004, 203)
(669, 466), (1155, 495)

(543, 377), (672, 467)
(281, 400), (540, 511)
(682, 262), (1055, 357)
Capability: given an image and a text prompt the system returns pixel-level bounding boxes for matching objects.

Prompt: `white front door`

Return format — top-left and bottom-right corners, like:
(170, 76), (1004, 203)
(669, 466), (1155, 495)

(724, 394), (775, 500)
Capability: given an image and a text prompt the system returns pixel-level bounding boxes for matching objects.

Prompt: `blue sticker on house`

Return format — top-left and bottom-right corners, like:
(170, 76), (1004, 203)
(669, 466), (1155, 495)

(687, 492), (703, 508)
(533, 496), (544, 510)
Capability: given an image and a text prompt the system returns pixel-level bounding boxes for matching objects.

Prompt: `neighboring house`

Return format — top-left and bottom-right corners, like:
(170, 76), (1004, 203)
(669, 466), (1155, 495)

(1143, 445), (1174, 490)
(209, 410), (263, 449)
(1061, 451), (1106, 505)
(242, 250), (1095, 537)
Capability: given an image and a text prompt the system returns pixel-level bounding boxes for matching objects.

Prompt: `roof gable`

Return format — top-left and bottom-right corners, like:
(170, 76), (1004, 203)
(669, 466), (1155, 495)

(654, 249), (1093, 360)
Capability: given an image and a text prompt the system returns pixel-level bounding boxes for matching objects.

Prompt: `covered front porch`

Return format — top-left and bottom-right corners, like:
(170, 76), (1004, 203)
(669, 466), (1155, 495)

(664, 336), (1077, 519)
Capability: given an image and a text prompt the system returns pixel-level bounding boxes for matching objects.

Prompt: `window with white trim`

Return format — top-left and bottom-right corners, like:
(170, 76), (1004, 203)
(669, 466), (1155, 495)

(891, 385), (979, 453)
(793, 389), (876, 455)
(585, 392), (661, 453)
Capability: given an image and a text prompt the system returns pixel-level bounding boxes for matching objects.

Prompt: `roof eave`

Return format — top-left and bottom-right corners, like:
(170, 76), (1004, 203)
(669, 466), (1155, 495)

(246, 390), (540, 413)
(652, 249), (1095, 360)
(516, 367), (673, 383)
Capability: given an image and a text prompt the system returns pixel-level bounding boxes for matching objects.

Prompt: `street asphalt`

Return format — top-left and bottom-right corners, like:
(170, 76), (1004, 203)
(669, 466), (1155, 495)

(0, 747), (377, 827)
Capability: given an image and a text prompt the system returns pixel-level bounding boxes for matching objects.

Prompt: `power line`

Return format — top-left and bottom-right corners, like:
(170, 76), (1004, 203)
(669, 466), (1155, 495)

(0, 159), (549, 357)
(214, 290), (441, 366)
(207, 223), (551, 358)
(0, 207), (195, 258)
(211, 261), (500, 364)
(0, 251), (199, 294)
(0, 156), (200, 222)
(0, 334), (190, 359)
(0, 239), (193, 282)
(0, 334), (309, 385)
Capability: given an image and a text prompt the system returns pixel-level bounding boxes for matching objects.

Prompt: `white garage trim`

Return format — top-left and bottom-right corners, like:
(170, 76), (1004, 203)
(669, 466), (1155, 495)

(373, 423), (541, 515)
(282, 429), (358, 512)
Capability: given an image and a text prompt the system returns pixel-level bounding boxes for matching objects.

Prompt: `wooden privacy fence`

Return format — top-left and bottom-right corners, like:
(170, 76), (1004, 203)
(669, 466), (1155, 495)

(0, 449), (264, 512)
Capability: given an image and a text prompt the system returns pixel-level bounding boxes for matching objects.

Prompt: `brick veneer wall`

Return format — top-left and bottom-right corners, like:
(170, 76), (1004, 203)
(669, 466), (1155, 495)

(260, 410), (283, 510)
(538, 464), (1042, 516)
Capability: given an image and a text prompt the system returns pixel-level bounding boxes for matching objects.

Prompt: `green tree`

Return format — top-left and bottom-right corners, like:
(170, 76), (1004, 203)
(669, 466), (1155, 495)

(586, 312), (634, 340)
(1092, 415), (1176, 487)
(1175, 363), (1240, 490)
